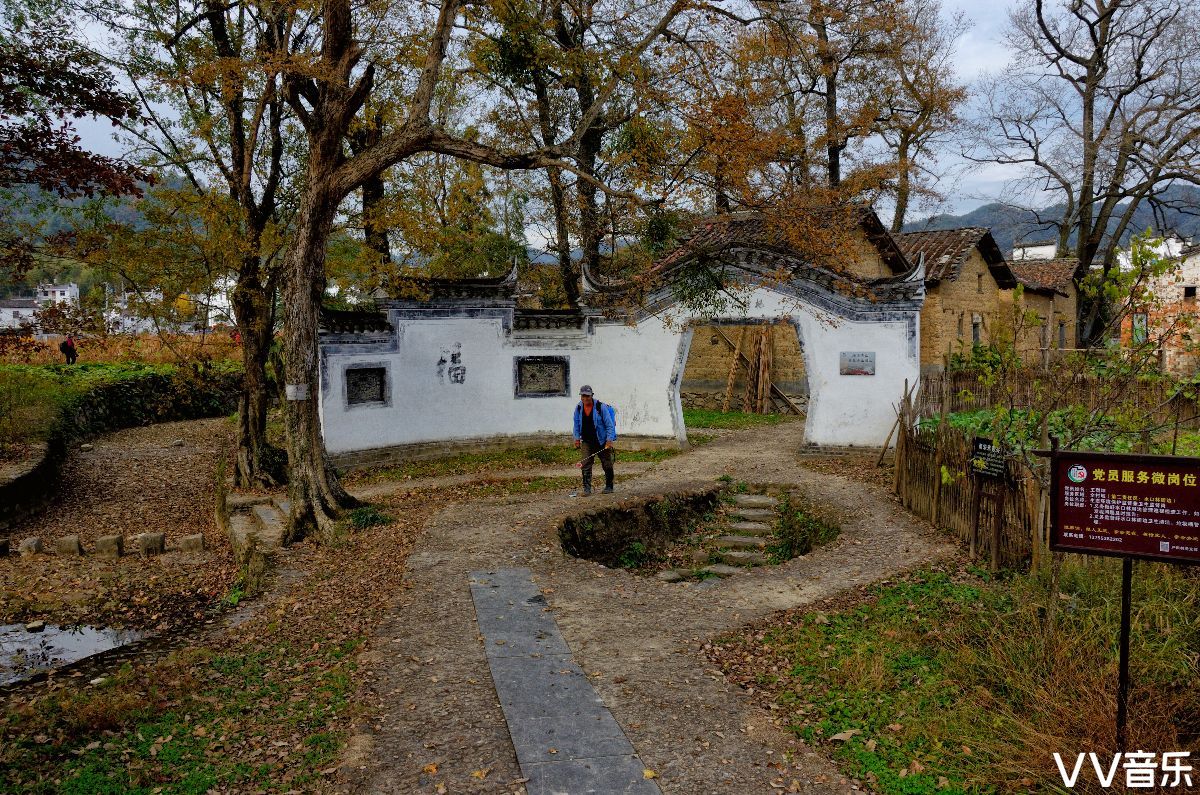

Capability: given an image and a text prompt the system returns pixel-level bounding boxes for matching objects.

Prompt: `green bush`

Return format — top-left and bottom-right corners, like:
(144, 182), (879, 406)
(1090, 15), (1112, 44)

(770, 492), (839, 561)
(0, 361), (242, 452)
(617, 540), (652, 569)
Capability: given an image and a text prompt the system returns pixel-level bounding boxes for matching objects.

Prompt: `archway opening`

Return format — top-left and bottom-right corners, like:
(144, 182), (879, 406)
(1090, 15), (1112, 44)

(677, 320), (808, 436)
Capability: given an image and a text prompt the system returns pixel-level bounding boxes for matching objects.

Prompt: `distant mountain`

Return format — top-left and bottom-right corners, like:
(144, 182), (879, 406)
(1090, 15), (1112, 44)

(904, 185), (1200, 256)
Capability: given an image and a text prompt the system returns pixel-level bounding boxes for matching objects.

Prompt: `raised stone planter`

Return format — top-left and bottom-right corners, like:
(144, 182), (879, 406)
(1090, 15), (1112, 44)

(95, 535), (124, 558)
(18, 537), (43, 556)
(55, 535), (84, 556)
(132, 533), (165, 556)
(1, 364), (241, 532)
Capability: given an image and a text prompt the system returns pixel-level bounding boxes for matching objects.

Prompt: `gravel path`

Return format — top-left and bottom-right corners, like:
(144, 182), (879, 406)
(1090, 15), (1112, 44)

(340, 423), (955, 794)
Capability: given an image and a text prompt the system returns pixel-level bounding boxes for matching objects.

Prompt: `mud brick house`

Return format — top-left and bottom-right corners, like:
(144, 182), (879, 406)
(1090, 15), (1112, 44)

(1007, 258), (1079, 363)
(894, 228), (1018, 372)
(1120, 240), (1200, 376)
(317, 209), (926, 463)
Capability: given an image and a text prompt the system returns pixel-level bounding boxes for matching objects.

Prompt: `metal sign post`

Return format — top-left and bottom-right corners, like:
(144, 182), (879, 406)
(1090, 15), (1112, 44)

(1047, 448), (1200, 752)
(1117, 557), (1133, 753)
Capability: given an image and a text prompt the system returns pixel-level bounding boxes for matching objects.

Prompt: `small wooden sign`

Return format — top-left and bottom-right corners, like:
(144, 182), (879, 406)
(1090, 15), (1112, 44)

(839, 351), (875, 376)
(970, 437), (1006, 480)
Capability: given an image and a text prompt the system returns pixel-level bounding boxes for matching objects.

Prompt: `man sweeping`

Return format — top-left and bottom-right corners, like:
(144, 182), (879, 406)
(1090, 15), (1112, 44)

(572, 385), (616, 495)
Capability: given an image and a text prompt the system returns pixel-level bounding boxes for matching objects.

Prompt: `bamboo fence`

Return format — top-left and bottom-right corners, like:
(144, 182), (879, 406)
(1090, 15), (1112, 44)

(893, 385), (1048, 571)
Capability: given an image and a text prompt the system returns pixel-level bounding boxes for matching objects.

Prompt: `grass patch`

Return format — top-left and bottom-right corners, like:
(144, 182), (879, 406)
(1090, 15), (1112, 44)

(354, 444), (679, 483)
(347, 505), (391, 529)
(713, 562), (1200, 793)
(769, 492), (840, 562)
(0, 639), (360, 794)
(683, 408), (798, 429)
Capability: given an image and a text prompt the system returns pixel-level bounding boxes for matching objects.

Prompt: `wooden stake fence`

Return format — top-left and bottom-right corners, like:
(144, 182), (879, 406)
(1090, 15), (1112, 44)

(894, 394), (1046, 570)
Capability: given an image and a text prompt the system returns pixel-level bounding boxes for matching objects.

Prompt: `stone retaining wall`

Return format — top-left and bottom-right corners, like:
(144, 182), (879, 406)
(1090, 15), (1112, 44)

(0, 442), (60, 533)
(558, 485), (721, 567)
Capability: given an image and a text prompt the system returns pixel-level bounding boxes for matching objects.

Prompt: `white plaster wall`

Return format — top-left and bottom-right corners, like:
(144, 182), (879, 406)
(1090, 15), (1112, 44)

(320, 286), (919, 453)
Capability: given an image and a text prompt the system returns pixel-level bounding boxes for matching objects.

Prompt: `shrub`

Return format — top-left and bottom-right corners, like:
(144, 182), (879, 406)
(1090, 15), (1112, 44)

(0, 361), (241, 456)
(347, 505), (391, 530)
(771, 492), (839, 561)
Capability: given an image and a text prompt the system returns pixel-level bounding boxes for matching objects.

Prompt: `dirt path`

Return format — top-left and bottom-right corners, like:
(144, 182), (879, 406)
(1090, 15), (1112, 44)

(342, 423), (955, 794)
(351, 461), (658, 501)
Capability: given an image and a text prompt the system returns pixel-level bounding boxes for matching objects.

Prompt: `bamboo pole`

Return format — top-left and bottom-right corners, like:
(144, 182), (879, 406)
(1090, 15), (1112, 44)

(931, 371), (951, 526)
(742, 328), (759, 413)
(721, 328), (744, 413)
(712, 326), (804, 415)
(756, 326), (772, 413)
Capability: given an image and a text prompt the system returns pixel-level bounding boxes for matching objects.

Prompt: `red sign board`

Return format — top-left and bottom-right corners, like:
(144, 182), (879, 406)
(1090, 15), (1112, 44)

(1051, 451), (1200, 564)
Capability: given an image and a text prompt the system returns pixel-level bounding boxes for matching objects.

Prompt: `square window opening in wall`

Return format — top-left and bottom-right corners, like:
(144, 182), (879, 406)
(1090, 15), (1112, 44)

(345, 364), (389, 408)
(515, 356), (570, 398)
(1185, 286), (1197, 300)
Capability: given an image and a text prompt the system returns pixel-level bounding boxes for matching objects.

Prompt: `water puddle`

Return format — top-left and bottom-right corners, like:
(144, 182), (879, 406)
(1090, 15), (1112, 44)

(1, 623), (146, 685)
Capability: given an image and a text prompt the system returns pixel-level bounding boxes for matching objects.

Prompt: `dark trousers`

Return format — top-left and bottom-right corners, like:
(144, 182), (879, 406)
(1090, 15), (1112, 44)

(580, 440), (614, 490)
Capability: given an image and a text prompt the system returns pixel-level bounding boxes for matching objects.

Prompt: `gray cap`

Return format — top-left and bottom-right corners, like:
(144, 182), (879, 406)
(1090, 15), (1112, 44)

(579, 384), (594, 396)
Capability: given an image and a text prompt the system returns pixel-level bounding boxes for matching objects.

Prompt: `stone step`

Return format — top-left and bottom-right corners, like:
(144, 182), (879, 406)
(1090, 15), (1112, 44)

(229, 513), (259, 564)
(717, 549), (769, 566)
(271, 496), (291, 516)
(714, 534), (769, 551)
(732, 493), (777, 508)
(249, 503), (287, 549)
(227, 493), (273, 511)
(701, 563), (742, 578)
(728, 521), (773, 537)
(731, 507), (775, 522)
(655, 569), (688, 583)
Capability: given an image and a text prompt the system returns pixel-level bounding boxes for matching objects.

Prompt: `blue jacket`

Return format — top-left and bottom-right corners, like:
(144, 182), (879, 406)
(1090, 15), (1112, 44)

(573, 400), (617, 444)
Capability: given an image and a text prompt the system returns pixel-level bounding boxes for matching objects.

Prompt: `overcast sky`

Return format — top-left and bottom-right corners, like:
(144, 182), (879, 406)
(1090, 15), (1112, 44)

(926, 0), (1024, 218)
(73, 0), (1023, 223)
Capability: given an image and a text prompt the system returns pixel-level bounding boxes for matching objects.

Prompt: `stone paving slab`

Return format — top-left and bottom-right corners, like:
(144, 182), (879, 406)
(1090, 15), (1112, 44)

(714, 534), (769, 550)
(506, 712), (633, 765)
(731, 507), (775, 521)
(728, 521), (773, 536)
(470, 568), (660, 795)
(524, 755), (659, 795)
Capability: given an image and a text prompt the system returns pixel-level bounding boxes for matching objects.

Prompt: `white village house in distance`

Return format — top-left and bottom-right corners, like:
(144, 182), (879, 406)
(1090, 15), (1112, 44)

(0, 297), (38, 330)
(315, 210), (926, 463)
(0, 283), (80, 331)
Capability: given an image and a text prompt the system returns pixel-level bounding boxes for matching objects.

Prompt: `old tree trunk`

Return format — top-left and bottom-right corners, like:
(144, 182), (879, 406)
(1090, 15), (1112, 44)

(232, 257), (280, 488)
(281, 180), (358, 542)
